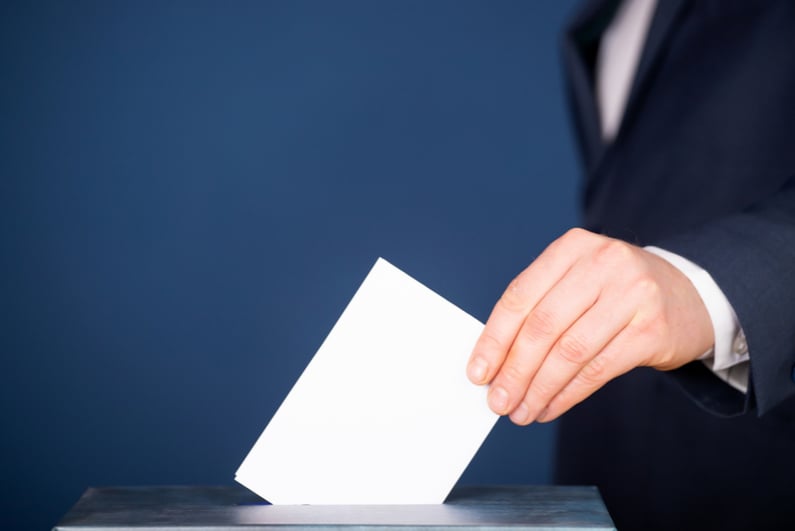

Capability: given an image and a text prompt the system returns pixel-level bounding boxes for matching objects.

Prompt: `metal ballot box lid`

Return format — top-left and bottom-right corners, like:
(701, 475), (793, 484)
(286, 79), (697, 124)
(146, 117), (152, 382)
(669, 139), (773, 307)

(53, 484), (615, 530)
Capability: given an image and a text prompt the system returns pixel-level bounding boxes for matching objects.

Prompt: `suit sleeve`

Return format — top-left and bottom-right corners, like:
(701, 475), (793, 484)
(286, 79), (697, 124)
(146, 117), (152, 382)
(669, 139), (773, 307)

(655, 175), (795, 417)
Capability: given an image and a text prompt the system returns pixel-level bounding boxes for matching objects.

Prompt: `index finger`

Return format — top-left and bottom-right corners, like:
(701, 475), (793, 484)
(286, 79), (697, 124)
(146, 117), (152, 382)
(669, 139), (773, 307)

(467, 229), (600, 385)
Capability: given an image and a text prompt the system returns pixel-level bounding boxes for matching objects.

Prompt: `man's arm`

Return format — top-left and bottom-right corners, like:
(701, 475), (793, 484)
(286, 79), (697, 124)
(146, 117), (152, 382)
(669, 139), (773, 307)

(654, 176), (795, 417)
(468, 176), (795, 421)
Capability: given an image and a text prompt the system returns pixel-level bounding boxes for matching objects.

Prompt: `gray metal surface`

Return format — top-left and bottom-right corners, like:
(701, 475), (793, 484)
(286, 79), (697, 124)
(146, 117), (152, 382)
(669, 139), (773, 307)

(54, 484), (615, 530)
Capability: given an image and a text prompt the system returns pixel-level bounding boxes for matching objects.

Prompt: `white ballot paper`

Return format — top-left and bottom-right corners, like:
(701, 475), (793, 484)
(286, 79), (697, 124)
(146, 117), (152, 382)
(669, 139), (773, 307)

(235, 257), (499, 505)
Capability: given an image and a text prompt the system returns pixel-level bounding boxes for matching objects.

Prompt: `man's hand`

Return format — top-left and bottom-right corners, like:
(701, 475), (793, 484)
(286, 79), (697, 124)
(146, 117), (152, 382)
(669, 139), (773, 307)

(467, 228), (714, 425)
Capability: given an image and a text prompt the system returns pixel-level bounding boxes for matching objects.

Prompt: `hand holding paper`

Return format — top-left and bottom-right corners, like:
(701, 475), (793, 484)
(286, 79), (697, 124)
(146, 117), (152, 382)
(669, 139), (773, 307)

(236, 258), (498, 504)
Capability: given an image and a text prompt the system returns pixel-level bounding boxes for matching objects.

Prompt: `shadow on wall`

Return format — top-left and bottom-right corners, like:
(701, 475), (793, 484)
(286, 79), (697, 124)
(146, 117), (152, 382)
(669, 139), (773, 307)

(0, 1), (581, 529)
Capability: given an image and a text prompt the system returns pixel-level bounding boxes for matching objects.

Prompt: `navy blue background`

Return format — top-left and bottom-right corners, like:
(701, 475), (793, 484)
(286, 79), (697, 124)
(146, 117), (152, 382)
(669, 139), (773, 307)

(0, 1), (580, 529)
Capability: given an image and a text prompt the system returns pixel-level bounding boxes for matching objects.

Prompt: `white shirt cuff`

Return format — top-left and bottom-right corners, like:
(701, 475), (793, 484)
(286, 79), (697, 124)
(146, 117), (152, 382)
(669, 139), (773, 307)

(645, 246), (749, 393)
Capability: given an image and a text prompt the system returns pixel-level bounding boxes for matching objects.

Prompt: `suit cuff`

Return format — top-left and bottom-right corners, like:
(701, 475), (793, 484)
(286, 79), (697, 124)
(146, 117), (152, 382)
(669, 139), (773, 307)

(644, 246), (749, 393)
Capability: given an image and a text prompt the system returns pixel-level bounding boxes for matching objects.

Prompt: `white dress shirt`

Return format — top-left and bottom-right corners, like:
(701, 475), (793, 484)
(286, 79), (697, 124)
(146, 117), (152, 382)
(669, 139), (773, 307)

(595, 0), (749, 392)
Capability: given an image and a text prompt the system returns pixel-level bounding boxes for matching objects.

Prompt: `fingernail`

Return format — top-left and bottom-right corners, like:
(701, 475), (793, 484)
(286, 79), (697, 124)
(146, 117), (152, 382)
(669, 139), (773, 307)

(489, 386), (509, 414)
(467, 357), (488, 383)
(510, 402), (530, 425)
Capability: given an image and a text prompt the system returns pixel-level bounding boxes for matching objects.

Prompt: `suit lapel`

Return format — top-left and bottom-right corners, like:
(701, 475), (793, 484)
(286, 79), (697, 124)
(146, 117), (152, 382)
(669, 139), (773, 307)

(563, 0), (691, 178)
(562, 0), (621, 173)
(618, 0), (690, 142)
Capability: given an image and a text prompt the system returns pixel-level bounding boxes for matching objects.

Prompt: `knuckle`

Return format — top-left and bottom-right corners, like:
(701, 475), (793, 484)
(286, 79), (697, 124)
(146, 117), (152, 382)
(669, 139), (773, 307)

(655, 348), (679, 370)
(578, 354), (608, 386)
(501, 363), (529, 386)
(498, 277), (528, 313)
(552, 228), (588, 253)
(547, 228), (599, 262)
(530, 379), (556, 401)
(520, 309), (558, 343)
(631, 316), (675, 367)
(552, 227), (601, 248)
(556, 332), (591, 365)
(595, 239), (635, 267)
(476, 330), (505, 356)
(563, 227), (589, 242)
(634, 275), (662, 301)
(629, 303), (668, 340)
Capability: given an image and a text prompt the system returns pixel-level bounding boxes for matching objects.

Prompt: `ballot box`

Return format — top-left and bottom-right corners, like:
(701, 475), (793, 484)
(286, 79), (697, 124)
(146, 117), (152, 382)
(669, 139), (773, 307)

(53, 484), (615, 530)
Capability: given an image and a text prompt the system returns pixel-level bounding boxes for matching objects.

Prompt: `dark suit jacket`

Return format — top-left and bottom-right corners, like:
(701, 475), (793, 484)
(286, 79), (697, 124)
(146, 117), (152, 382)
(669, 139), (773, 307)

(555, 1), (795, 529)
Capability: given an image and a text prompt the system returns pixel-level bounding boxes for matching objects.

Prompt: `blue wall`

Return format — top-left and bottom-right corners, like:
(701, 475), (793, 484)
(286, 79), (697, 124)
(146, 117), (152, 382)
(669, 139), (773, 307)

(0, 1), (581, 529)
